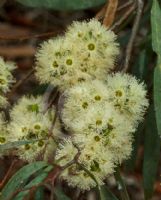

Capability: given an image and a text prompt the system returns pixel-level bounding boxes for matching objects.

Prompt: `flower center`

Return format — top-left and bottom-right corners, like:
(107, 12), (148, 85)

(95, 95), (101, 101)
(88, 43), (95, 51)
(0, 78), (6, 85)
(60, 66), (67, 75)
(38, 140), (44, 147)
(34, 124), (41, 130)
(115, 90), (123, 97)
(52, 61), (59, 68)
(0, 137), (6, 143)
(96, 120), (102, 125)
(82, 102), (88, 109)
(25, 144), (30, 150)
(27, 104), (39, 113)
(94, 135), (100, 141)
(66, 59), (73, 65)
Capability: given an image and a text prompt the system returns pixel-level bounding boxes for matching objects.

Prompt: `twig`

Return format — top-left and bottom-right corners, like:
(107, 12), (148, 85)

(0, 159), (17, 189)
(61, 145), (81, 170)
(111, 4), (136, 31)
(45, 89), (59, 113)
(117, 0), (134, 11)
(103, 0), (118, 27)
(123, 0), (144, 72)
(49, 146), (80, 200)
(95, 4), (107, 20)
(39, 111), (58, 161)
(50, 182), (55, 200)
(7, 68), (34, 98)
(0, 31), (60, 41)
(43, 85), (56, 113)
(95, 0), (134, 21)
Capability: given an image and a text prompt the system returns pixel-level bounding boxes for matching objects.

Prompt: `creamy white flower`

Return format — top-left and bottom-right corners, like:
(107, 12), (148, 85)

(106, 73), (149, 125)
(66, 19), (119, 77)
(35, 37), (86, 91)
(10, 95), (46, 119)
(8, 96), (61, 162)
(35, 19), (119, 90)
(55, 134), (114, 190)
(61, 78), (136, 165)
(62, 80), (110, 133)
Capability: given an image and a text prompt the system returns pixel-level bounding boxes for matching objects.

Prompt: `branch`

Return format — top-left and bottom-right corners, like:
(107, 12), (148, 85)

(0, 31), (60, 41)
(95, 1), (134, 21)
(123, 0), (144, 72)
(42, 85), (56, 113)
(103, 0), (118, 27)
(61, 144), (81, 170)
(111, 4), (136, 31)
(7, 68), (34, 99)
(49, 146), (81, 200)
(117, 0), (134, 11)
(95, 4), (107, 20)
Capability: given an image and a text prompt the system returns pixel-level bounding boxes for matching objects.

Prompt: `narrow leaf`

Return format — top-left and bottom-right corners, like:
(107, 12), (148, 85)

(13, 165), (53, 200)
(151, 0), (161, 54)
(0, 139), (39, 152)
(151, 0), (161, 136)
(114, 168), (130, 200)
(143, 105), (160, 200)
(0, 161), (48, 200)
(100, 185), (119, 200)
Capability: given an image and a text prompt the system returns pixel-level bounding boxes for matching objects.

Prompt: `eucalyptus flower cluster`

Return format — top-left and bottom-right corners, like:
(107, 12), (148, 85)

(57, 73), (148, 189)
(35, 19), (119, 90)
(0, 19), (149, 191)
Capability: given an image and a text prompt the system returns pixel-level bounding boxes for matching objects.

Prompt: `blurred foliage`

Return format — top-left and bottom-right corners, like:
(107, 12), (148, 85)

(16, 0), (106, 11)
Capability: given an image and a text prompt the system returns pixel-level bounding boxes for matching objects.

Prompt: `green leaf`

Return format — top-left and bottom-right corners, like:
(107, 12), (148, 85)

(13, 165), (53, 200)
(114, 168), (130, 200)
(34, 186), (45, 200)
(125, 123), (143, 171)
(151, 0), (161, 55)
(143, 105), (160, 200)
(151, 0), (161, 136)
(100, 185), (119, 200)
(16, 0), (106, 11)
(0, 139), (39, 152)
(54, 187), (71, 200)
(132, 50), (148, 80)
(0, 161), (49, 200)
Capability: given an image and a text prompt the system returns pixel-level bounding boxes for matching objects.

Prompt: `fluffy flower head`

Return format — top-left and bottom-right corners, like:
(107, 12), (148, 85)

(8, 95), (61, 162)
(35, 19), (119, 90)
(66, 19), (119, 77)
(55, 133), (114, 190)
(106, 73), (149, 125)
(61, 79), (135, 164)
